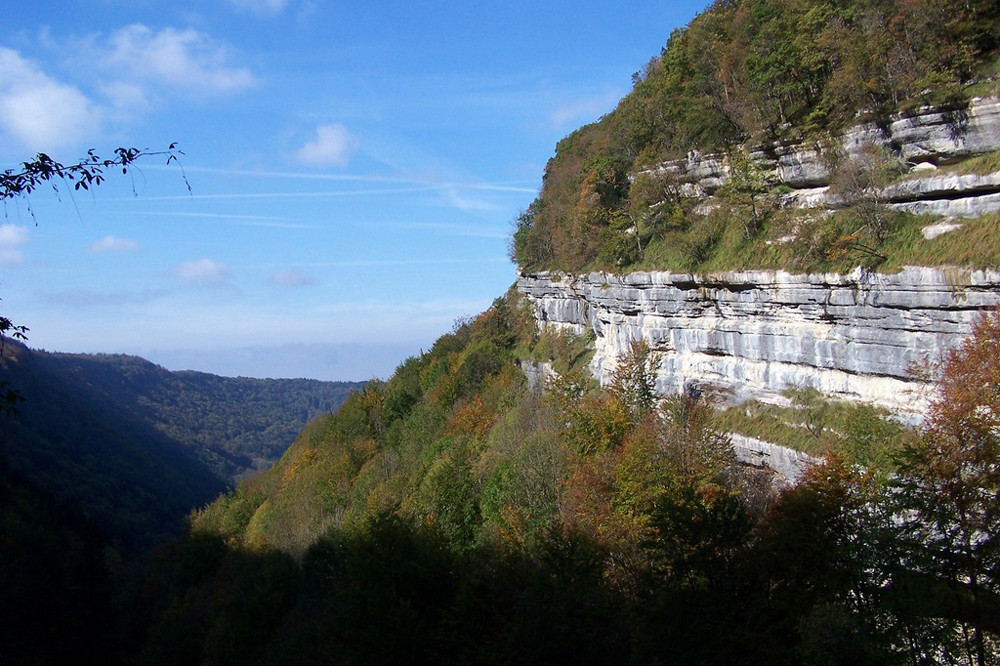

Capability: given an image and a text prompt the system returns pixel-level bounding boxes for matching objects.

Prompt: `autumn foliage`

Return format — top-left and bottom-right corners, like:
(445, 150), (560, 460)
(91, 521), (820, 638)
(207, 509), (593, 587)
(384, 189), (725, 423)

(512, 0), (1000, 274)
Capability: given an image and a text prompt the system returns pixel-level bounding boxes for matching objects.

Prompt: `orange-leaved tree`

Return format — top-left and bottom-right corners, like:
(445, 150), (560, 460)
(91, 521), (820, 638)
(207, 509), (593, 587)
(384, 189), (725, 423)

(891, 308), (1000, 663)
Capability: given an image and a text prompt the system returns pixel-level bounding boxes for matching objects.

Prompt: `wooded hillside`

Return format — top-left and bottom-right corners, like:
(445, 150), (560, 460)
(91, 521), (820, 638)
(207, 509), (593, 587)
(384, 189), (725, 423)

(511, 0), (1000, 274)
(0, 343), (361, 552)
(134, 291), (1000, 664)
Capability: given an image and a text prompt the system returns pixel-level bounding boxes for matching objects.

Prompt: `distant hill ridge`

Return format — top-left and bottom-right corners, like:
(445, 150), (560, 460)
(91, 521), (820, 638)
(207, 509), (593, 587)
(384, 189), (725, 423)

(0, 342), (362, 552)
(25, 346), (364, 482)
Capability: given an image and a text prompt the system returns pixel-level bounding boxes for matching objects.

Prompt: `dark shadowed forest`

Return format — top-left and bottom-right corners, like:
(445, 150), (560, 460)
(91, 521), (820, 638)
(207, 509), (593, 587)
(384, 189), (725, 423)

(3, 0), (1000, 663)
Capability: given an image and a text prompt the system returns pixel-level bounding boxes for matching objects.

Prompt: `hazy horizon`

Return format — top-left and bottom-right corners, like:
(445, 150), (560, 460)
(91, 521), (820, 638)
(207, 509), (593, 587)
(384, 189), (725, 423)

(1, 1), (707, 379)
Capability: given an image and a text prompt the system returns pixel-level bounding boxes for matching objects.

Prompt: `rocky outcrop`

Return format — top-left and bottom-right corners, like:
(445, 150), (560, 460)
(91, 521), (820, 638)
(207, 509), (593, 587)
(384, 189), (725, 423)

(517, 267), (1000, 419)
(520, 98), (1000, 471)
(883, 171), (1000, 218)
(518, 100), (1000, 477)
(731, 434), (817, 486)
(650, 96), (1000, 219)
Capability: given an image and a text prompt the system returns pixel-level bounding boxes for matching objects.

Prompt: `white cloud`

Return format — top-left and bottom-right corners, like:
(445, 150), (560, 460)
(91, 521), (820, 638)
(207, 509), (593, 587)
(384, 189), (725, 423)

(89, 235), (140, 253)
(103, 25), (255, 95)
(173, 258), (231, 284)
(0, 26), (253, 150)
(227, 0), (290, 15)
(0, 224), (30, 266)
(269, 268), (315, 287)
(0, 47), (101, 150)
(441, 185), (502, 213)
(0, 225), (30, 246)
(98, 80), (150, 120)
(295, 124), (357, 168)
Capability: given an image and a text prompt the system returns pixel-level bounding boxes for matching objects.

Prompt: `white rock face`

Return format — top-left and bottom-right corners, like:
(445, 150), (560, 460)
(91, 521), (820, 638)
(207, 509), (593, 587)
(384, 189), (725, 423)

(730, 434), (817, 486)
(648, 96), (1000, 218)
(517, 267), (1000, 419)
(891, 97), (1000, 163)
(883, 171), (1000, 218)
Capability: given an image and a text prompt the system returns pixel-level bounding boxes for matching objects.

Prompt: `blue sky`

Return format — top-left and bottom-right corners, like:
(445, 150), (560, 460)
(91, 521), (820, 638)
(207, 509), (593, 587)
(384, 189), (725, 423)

(1, 0), (706, 380)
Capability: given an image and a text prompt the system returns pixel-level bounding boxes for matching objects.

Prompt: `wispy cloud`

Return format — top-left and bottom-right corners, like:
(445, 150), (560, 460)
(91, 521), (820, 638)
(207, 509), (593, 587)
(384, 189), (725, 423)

(173, 258), (232, 285)
(0, 47), (101, 150)
(89, 235), (140, 253)
(288, 257), (509, 268)
(124, 186), (441, 202)
(102, 24), (255, 95)
(312, 297), (492, 317)
(123, 211), (317, 229)
(98, 80), (150, 120)
(160, 165), (398, 182)
(40, 288), (166, 307)
(548, 90), (622, 129)
(269, 268), (316, 287)
(0, 224), (30, 266)
(440, 185), (502, 213)
(295, 124), (358, 168)
(226, 0), (290, 15)
(387, 220), (508, 239)
(161, 165), (537, 193)
(108, 169), (535, 204)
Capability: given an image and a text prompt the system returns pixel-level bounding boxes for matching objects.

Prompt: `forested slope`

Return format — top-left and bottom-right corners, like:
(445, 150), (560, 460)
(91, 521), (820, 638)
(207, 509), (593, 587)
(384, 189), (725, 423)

(0, 343), (361, 553)
(11, 345), (362, 482)
(511, 0), (1000, 275)
(1, 346), (225, 554)
(136, 291), (1000, 663)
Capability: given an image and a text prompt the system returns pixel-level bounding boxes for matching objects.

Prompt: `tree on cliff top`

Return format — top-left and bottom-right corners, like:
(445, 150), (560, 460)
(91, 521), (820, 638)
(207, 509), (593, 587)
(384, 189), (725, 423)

(510, 0), (1000, 275)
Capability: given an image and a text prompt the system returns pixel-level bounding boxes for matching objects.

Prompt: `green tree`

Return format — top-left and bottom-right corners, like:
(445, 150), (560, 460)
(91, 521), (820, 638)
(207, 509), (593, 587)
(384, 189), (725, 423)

(0, 312), (28, 415)
(608, 339), (661, 422)
(716, 148), (772, 239)
(745, 453), (900, 664)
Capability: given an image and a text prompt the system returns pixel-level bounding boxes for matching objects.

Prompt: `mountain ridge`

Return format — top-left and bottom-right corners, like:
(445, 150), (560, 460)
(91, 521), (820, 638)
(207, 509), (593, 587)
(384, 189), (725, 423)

(0, 342), (362, 552)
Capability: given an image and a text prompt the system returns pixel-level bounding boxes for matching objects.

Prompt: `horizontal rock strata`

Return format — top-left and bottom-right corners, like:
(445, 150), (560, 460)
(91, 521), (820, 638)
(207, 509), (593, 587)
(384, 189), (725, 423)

(650, 96), (1000, 219)
(517, 267), (1000, 418)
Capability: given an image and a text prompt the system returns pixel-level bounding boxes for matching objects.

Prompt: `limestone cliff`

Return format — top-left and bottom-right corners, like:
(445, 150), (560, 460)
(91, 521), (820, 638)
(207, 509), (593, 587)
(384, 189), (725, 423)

(518, 96), (1000, 423)
(517, 267), (1000, 420)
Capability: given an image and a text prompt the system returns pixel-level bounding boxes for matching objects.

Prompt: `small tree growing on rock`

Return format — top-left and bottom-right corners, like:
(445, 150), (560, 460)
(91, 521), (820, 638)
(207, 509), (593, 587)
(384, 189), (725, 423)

(828, 143), (905, 246)
(716, 148), (772, 240)
(608, 339), (661, 422)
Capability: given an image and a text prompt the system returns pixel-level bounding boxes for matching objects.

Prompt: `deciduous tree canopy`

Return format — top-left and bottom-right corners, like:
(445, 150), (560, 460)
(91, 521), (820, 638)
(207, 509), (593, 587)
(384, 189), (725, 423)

(511, 0), (1000, 274)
